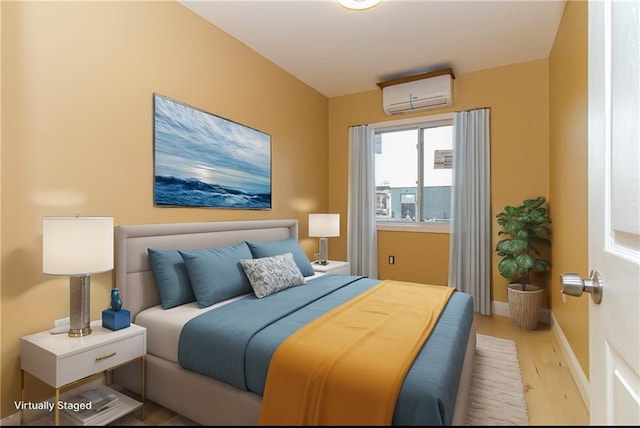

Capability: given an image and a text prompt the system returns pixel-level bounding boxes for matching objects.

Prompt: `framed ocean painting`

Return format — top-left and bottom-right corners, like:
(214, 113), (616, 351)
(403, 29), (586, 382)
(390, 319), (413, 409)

(153, 94), (271, 209)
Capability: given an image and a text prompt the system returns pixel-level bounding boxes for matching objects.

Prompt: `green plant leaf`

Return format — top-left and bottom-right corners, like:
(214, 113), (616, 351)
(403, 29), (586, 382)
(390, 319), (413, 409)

(515, 253), (535, 269)
(504, 219), (524, 233)
(532, 225), (551, 235)
(529, 236), (551, 247)
(497, 238), (527, 254)
(498, 257), (520, 280)
(533, 259), (551, 271)
(530, 212), (551, 222)
(505, 206), (519, 216)
(523, 196), (545, 209)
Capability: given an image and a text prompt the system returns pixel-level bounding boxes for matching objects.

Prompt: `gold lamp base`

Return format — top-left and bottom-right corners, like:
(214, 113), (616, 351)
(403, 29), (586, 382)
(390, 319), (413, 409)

(68, 326), (92, 337)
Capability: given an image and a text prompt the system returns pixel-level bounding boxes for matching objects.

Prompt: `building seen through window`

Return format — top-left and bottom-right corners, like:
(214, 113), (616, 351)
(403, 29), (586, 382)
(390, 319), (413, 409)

(375, 122), (453, 224)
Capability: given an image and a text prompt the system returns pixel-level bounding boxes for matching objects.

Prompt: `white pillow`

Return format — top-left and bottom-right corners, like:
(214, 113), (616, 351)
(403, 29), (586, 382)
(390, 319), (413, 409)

(240, 252), (305, 298)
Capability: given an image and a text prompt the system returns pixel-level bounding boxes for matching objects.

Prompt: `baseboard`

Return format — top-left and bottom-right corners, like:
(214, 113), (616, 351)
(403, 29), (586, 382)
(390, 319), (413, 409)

(491, 300), (590, 413)
(550, 312), (590, 412)
(491, 300), (551, 324)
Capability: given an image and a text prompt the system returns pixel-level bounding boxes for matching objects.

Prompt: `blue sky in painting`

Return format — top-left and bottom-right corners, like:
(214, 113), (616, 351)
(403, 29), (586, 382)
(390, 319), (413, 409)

(153, 94), (271, 195)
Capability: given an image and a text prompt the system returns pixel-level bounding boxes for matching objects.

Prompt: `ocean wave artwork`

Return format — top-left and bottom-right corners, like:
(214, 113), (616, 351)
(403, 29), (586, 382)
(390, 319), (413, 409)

(153, 94), (271, 209)
(155, 176), (271, 209)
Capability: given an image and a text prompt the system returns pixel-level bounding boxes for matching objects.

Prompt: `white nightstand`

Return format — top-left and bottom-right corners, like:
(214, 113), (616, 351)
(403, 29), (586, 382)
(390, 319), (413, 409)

(20, 320), (146, 426)
(312, 260), (351, 275)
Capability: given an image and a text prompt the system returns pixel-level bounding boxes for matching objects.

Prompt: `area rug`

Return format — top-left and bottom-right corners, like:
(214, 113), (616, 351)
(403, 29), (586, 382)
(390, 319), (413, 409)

(465, 334), (529, 425)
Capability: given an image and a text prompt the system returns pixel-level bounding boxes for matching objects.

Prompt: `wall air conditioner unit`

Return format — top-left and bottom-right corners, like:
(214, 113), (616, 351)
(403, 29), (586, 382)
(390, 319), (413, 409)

(380, 71), (454, 116)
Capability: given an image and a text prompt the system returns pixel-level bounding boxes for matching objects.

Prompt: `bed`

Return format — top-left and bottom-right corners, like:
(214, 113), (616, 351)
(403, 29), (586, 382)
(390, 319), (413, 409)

(112, 219), (476, 425)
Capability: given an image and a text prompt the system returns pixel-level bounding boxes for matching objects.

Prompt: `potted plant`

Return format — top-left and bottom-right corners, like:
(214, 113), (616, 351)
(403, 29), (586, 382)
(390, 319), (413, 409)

(496, 196), (552, 330)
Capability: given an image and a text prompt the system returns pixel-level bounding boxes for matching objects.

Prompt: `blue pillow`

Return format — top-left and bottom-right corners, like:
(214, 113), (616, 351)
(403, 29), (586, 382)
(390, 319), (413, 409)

(147, 248), (196, 309)
(179, 242), (254, 308)
(245, 237), (315, 277)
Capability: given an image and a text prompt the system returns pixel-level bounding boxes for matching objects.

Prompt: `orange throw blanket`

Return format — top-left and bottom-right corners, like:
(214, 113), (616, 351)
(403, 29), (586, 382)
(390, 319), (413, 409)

(259, 280), (455, 426)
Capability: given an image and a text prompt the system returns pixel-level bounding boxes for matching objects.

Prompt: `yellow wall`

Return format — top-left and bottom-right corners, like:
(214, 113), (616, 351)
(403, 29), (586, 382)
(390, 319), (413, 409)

(549, 0), (589, 377)
(1, 1), (328, 416)
(377, 231), (451, 284)
(329, 60), (551, 300)
(1, 0), (591, 418)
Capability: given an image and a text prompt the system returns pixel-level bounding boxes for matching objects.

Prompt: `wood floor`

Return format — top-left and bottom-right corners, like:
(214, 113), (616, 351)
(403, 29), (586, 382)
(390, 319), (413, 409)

(473, 313), (589, 426)
(131, 313), (591, 426)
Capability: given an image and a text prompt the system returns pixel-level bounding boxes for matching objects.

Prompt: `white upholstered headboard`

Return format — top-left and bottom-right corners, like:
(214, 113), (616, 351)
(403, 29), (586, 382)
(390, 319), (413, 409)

(116, 219), (299, 319)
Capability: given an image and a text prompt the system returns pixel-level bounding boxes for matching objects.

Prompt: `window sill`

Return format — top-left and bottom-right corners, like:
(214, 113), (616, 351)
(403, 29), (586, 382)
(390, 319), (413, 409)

(376, 222), (450, 234)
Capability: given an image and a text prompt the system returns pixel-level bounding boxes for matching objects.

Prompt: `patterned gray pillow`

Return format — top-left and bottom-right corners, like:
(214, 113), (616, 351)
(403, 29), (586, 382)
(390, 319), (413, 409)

(240, 252), (305, 298)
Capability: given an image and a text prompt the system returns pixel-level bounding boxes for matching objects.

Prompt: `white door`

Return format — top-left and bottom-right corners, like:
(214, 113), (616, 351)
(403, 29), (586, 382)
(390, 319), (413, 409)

(588, 0), (640, 424)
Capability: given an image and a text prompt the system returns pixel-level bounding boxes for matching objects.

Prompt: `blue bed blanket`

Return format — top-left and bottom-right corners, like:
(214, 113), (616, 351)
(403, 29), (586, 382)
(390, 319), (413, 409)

(178, 275), (473, 425)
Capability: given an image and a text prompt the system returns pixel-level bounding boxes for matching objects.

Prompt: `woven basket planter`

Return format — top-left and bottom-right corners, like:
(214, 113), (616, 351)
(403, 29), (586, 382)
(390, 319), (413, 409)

(507, 283), (543, 330)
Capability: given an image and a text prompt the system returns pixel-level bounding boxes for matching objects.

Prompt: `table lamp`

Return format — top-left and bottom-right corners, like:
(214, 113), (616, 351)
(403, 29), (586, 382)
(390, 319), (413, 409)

(309, 213), (340, 265)
(43, 216), (114, 337)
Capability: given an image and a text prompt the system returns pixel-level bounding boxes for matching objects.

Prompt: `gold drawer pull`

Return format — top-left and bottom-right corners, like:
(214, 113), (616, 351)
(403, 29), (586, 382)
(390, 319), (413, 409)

(95, 352), (117, 362)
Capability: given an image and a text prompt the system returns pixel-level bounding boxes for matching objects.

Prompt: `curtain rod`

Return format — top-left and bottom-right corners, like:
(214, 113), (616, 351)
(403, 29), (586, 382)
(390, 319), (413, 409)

(349, 106), (491, 129)
(454, 106), (491, 113)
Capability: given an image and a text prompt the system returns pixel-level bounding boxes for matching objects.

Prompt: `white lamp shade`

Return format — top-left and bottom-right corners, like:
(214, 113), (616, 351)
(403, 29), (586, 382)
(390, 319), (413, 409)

(309, 213), (340, 238)
(43, 216), (114, 275)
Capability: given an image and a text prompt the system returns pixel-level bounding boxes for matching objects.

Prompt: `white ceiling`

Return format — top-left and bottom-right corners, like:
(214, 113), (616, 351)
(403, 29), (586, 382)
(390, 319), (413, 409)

(178, 0), (567, 98)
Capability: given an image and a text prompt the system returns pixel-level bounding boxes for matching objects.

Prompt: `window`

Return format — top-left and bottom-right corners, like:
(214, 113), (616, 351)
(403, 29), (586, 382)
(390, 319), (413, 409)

(374, 116), (453, 231)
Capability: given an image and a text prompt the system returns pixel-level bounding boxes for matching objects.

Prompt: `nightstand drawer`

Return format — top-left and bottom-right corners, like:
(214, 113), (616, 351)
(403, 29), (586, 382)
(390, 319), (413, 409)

(21, 322), (146, 388)
(56, 333), (144, 386)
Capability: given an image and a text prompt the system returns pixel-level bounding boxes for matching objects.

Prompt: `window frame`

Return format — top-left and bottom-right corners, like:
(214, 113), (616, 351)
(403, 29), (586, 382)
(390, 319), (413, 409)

(371, 112), (454, 233)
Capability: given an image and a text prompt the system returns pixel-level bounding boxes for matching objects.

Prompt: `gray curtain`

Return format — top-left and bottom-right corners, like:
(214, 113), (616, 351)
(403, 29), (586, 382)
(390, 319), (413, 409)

(448, 108), (491, 314)
(347, 125), (378, 278)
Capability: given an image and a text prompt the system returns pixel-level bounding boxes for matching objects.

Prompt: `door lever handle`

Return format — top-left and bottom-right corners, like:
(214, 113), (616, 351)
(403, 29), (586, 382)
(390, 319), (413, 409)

(560, 270), (603, 304)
